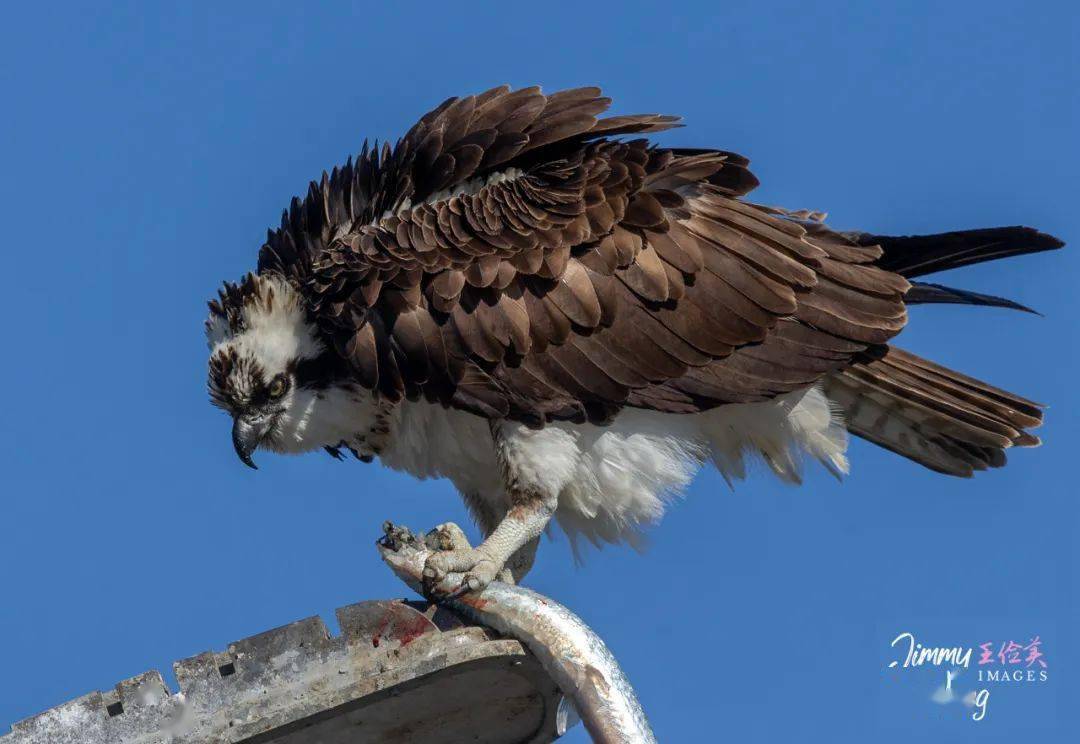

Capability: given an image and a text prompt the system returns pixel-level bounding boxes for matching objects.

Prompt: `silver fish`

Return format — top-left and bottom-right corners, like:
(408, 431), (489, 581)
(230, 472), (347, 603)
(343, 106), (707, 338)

(378, 523), (657, 744)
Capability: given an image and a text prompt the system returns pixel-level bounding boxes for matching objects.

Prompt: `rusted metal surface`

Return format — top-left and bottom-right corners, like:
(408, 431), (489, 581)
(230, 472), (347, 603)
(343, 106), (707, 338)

(1, 599), (563, 743)
(379, 523), (656, 744)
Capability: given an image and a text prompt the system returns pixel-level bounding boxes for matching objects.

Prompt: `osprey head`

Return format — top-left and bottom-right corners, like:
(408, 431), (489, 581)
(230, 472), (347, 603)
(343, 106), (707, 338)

(205, 274), (351, 468)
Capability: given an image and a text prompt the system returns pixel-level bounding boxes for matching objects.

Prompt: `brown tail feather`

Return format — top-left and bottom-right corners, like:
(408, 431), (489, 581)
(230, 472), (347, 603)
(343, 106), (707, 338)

(823, 347), (1043, 477)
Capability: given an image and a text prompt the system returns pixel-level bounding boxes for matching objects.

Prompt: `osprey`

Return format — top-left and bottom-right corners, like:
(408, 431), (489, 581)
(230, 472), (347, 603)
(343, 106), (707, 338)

(206, 85), (1061, 593)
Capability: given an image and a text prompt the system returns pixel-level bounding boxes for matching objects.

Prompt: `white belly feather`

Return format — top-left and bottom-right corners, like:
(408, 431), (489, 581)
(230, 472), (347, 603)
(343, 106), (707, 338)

(379, 386), (848, 553)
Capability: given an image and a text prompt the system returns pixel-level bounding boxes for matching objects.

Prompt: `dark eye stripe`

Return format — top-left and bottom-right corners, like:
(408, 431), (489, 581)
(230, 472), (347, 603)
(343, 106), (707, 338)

(292, 351), (349, 390)
(210, 348), (346, 409)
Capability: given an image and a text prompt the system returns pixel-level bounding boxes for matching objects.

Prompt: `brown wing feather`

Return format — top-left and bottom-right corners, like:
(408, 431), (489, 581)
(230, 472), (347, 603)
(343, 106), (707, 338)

(256, 85), (915, 422)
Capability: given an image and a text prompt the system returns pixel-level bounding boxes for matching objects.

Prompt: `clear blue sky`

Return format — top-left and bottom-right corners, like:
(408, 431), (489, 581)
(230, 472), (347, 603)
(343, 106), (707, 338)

(1, 2), (1075, 741)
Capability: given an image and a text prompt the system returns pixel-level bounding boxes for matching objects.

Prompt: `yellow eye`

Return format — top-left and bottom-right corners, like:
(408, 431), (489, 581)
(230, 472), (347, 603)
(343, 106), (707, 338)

(268, 376), (288, 399)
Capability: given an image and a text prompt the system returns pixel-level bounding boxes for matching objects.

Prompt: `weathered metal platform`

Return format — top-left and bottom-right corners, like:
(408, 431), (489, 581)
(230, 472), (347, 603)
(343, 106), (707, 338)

(1, 599), (565, 743)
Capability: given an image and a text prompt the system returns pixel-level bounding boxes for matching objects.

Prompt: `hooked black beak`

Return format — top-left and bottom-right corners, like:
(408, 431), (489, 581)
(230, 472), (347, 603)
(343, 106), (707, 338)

(232, 414), (273, 470)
